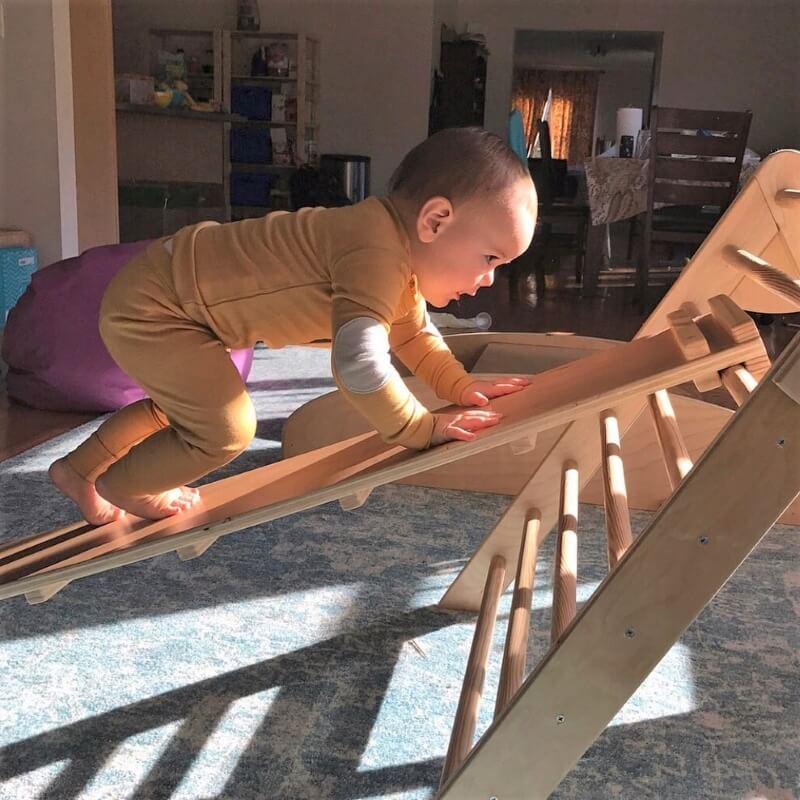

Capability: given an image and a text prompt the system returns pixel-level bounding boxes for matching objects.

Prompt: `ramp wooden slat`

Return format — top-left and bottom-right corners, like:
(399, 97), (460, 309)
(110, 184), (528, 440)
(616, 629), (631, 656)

(0, 325), (764, 602)
(438, 333), (800, 800)
(282, 344), (800, 525)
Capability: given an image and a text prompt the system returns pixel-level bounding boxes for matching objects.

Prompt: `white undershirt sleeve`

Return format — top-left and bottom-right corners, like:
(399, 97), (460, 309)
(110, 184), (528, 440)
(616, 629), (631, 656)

(332, 316), (401, 394)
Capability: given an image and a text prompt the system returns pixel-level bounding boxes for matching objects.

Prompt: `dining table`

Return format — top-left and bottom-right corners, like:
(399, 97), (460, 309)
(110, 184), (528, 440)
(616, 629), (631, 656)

(579, 154), (760, 295)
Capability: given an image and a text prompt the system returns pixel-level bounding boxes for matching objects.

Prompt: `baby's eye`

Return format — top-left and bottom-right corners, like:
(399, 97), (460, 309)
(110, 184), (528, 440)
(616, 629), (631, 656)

(484, 255), (498, 265)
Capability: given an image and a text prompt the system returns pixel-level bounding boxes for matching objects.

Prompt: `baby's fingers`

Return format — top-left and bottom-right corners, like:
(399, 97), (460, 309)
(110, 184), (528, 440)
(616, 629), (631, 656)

(454, 410), (503, 431)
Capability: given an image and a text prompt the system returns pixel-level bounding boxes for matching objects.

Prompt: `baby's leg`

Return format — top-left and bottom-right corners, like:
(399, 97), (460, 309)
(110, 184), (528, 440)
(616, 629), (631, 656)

(50, 399), (170, 525)
(94, 318), (256, 521)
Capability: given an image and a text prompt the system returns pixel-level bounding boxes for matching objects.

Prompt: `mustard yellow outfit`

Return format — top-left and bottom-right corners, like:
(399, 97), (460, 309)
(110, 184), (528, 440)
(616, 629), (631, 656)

(67, 198), (475, 496)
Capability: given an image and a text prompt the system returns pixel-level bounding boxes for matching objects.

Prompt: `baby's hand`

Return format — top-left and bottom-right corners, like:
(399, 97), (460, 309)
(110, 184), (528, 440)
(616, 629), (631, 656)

(460, 377), (530, 407)
(431, 409), (503, 446)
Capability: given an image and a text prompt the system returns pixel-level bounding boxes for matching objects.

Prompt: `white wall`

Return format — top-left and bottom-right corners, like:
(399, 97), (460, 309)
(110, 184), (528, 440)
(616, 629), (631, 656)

(0, 0), (67, 267)
(432, 0), (458, 70)
(112, 0), (434, 195)
(458, 0), (799, 155)
(253, 0), (434, 193)
(596, 62), (653, 147)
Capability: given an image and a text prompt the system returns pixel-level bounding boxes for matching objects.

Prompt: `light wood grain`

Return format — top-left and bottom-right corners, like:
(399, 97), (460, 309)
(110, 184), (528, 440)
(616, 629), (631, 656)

(636, 150), (800, 332)
(720, 366), (758, 407)
(551, 462), (579, 644)
(439, 554), (506, 788)
(280, 343), (800, 526)
(495, 512), (540, 717)
(708, 293), (771, 379)
(0, 326), (764, 602)
(666, 308), (710, 360)
(600, 412), (634, 569)
(726, 247), (800, 307)
(438, 335), (800, 800)
(648, 390), (693, 490)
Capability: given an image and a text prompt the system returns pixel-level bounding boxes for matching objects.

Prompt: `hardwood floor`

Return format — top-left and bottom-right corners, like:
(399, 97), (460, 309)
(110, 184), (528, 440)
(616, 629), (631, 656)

(0, 270), (796, 466)
(0, 391), (93, 464)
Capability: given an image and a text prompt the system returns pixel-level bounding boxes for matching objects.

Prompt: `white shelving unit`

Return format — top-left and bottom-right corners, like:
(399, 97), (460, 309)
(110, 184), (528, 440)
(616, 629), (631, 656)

(222, 31), (321, 220)
(148, 28), (224, 108)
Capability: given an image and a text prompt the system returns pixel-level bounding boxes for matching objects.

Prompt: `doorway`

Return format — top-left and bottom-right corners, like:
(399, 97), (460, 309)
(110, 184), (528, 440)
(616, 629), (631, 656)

(512, 29), (663, 161)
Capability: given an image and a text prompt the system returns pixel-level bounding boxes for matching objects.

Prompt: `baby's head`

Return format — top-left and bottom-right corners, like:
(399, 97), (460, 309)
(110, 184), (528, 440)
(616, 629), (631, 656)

(389, 127), (537, 307)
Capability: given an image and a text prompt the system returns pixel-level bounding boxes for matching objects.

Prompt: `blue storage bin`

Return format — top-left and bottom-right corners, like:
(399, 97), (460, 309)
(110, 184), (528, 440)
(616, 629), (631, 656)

(230, 173), (275, 207)
(231, 85), (272, 120)
(230, 128), (272, 163)
(1, 246), (37, 323)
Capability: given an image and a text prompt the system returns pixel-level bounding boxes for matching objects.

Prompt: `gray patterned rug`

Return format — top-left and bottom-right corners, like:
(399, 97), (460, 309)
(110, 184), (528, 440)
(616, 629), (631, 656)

(0, 345), (798, 800)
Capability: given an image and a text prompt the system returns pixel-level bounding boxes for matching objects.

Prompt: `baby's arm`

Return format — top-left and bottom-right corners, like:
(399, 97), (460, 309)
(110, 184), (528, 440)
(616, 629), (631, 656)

(330, 250), (441, 449)
(389, 301), (529, 408)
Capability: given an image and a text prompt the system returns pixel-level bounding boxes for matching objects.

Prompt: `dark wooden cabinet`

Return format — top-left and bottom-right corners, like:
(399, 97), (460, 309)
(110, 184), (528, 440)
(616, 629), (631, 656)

(429, 41), (487, 134)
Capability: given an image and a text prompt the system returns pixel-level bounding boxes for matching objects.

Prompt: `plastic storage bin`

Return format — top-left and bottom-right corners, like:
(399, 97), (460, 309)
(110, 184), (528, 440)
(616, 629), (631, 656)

(230, 173), (275, 207)
(231, 85), (272, 120)
(230, 128), (272, 163)
(1, 246), (37, 323)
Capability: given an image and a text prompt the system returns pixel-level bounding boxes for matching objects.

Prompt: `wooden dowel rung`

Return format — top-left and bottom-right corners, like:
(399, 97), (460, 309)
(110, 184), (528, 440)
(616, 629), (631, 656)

(647, 390), (694, 490)
(725, 247), (800, 307)
(600, 412), (634, 570)
(721, 365), (758, 406)
(495, 511), (540, 718)
(551, 462), (579, 644)
(777, 188), (800, 201)
(440, 553), (507, 787)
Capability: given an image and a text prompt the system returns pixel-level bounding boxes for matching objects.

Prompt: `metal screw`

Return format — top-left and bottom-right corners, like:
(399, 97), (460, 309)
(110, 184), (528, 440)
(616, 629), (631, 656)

(699, 535), (709, 545)
(777, 438), (786, 448)
(625, 628), (636, 638)
(556, 714), (566, 724)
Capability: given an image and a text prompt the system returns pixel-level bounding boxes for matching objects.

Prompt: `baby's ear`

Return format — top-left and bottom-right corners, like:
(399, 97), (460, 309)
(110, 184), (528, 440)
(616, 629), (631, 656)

(417, 196), (453, 243)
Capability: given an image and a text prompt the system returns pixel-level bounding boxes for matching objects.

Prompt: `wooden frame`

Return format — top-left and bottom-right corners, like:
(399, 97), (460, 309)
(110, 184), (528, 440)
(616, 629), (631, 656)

(0, 317), (765, 603)
(439, 334), (800, 799)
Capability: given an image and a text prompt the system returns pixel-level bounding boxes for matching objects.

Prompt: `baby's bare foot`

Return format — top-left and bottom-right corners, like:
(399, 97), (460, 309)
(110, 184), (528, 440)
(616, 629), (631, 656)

(49, 457), (126, 526)
(95, 476), (200, 521)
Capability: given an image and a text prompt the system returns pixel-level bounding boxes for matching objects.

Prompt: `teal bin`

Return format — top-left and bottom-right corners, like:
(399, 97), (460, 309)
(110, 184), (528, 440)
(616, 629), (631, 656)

(1, 247), (37, 323)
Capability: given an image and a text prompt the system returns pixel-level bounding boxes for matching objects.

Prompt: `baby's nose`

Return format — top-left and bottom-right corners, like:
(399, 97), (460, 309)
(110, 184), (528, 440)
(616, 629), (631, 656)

(480, 270), (495, 288)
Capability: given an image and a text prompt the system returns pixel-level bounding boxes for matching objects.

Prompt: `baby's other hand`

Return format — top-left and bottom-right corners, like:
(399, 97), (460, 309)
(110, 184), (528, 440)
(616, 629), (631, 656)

(460, 377), (530, 407)
(431, 409), (503, 446)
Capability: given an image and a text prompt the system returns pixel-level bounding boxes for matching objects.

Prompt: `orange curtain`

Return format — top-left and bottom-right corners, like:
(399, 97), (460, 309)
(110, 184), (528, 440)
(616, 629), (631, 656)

(512, 69), (600, 164)
(511, 71), (551, 155)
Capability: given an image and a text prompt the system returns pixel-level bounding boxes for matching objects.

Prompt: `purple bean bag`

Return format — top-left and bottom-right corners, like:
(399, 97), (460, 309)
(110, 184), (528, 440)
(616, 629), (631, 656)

(2, 240), (253, 412)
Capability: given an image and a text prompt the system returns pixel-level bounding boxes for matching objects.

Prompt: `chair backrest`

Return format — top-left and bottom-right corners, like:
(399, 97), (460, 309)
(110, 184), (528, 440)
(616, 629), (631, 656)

(645, 106), (753, 214)
(528, 120), (568, 212)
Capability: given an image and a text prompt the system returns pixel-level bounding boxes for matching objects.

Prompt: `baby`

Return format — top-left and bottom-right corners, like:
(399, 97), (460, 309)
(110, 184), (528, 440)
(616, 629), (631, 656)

(50, 126), (537, 524)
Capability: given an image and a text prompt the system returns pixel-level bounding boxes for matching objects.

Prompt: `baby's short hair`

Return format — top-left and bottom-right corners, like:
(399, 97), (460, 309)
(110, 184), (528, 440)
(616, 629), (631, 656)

(388, 127), (530, 210)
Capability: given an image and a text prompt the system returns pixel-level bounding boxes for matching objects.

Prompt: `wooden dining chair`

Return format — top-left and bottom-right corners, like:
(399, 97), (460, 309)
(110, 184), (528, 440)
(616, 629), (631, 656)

(635, 106), (752, 310)
(512, 120), (589, 300)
